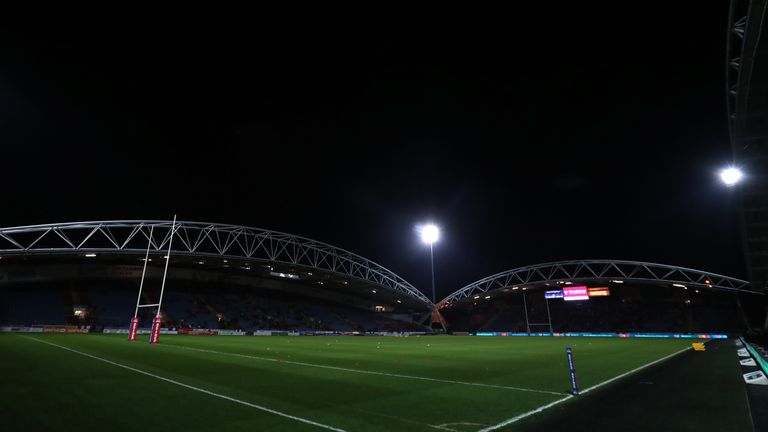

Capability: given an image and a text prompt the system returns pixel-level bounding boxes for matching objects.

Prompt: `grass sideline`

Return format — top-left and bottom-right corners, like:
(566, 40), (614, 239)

(0, 334), (698, 431)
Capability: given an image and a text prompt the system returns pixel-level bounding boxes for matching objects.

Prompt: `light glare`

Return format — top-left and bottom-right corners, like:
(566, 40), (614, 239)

(720, 167), (743, 186)
(420, 224), (440, 244)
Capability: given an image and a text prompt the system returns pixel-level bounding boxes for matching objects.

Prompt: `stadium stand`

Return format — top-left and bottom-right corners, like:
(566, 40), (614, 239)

(0, 279), (427, 333)
(440, 284), (748, 334)
(0, 282), (70, 326)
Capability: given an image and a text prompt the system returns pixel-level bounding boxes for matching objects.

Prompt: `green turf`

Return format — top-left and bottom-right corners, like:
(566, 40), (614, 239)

(0, 334), (700, 431)
(511, 339), (754, 432)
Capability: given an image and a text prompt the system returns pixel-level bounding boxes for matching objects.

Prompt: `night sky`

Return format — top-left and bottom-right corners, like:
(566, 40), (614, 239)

(0, 5), (746, 300)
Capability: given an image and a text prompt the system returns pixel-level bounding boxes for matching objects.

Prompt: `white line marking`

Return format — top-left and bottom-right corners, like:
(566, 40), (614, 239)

(476, 395), (573, 432)
(355, 407), (438, 429)
(19, 336), (346, 432)
(477, 346), (692, 432)
(162, 343), (561, 396)
(429, 425), (460, 431)
(579, 346), (691, 395)
(431, 422), (486, 431)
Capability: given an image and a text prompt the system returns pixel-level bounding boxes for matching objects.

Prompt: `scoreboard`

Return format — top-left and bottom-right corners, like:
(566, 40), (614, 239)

(544, 286), (611, 301)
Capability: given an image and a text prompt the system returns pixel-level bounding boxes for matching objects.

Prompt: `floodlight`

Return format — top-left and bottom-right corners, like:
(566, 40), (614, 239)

(420, 224), (440, 244)
(719, 167), (743, 186)
(417, 222), (441, 304)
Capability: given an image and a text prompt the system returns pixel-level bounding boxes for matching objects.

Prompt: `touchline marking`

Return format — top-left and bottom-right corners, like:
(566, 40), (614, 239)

(477, 346), (692, 432)
(162, 343), (561, 396)
(19, 336), (346, 432)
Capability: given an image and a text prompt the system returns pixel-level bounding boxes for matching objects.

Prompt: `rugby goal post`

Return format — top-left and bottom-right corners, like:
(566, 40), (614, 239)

(521, 291), (554, 335)
(128, 215), (177, 344)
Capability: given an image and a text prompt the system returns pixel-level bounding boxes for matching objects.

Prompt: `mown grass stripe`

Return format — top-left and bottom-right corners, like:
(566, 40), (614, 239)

(19, 335), (346, 432)
(161, 342), (563, 396)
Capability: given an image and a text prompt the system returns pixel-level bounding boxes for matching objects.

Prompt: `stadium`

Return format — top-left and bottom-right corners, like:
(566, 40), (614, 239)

(2, 3), (768, 431)
(1, 219), (767, 431)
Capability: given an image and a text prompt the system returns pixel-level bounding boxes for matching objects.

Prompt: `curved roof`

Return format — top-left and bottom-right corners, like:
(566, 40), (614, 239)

(439, 259), (756, 306)
(727, 0), (768, 291)
(0, 220), (432, 306)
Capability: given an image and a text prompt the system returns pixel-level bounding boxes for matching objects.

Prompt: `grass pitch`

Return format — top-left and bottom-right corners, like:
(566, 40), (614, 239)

(0, 334), (701, 431)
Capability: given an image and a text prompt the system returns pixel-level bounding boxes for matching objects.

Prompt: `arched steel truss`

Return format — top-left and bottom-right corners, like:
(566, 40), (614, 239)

(727, 0), (768, 292)
(440, 260), (755, 306)
(0, 220), (432, 306)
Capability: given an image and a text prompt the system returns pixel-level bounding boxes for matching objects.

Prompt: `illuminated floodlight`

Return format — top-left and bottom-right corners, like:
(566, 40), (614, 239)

(420, 224), (440, 245)
(719, 167), (743, 186)
(270, 271), (299, 279)
(417, 222), (440, 303)
(84, 253), (97, 258)
(672, 283), (687, 288)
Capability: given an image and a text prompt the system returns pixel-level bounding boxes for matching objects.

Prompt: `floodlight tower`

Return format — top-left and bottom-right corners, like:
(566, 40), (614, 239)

(420, 224), (440, 303)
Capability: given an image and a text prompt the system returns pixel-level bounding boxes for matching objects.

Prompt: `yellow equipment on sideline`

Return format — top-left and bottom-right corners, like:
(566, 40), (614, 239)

(692, 342), (706, 351)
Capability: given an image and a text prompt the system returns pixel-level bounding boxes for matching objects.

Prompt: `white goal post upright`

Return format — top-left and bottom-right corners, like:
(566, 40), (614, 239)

(135, 225), (154, 318)
(151, 215), (176, 344)
(128, 225), (154, 342)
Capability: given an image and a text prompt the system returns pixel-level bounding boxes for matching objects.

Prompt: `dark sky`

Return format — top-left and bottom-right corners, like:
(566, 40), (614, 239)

(0, 5), (746, 300)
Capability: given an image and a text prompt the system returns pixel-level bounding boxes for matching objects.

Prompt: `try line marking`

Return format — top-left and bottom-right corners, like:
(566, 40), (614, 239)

(18, 335), (346, 432)
(160, 342), (561, 396)
(476, 345), (692, 432)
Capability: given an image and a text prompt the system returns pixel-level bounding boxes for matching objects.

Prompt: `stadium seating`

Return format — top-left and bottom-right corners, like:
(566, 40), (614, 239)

(0, 279), (426, 332)
(440, 284), (747, 334)
(9, 279), (746, 335)
(0, 283), (70, 326)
